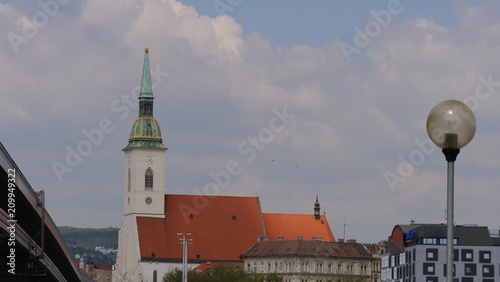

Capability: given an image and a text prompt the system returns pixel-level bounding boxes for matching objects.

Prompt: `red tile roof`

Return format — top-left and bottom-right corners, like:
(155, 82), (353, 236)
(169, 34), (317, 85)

(136, 194), (336, 262)
(137, 194), (265, 262)
(263, 213), (335, 242)
(243, 240), (370, 258)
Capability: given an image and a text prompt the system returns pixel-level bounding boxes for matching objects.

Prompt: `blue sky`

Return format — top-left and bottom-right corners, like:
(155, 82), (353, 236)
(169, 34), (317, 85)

(179, 0), (458, 47)
(2, 0), (500, 243)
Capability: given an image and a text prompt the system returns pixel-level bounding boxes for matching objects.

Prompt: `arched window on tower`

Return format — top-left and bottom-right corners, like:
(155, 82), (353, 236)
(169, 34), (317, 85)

(145, 167), (153, 190)
(127, 169), (131, 192)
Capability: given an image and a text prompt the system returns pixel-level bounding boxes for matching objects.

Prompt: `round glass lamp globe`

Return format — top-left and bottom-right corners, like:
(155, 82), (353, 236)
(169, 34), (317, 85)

(426, 100), (476, 149)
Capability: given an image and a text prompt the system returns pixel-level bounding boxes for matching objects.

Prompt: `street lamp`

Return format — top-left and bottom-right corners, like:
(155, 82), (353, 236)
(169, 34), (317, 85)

(426, 100), (476, 282)
(177, 233), (192, 282)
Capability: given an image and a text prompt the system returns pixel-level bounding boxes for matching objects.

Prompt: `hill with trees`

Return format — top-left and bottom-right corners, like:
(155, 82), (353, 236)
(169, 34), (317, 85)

(58, 226), (119, 265)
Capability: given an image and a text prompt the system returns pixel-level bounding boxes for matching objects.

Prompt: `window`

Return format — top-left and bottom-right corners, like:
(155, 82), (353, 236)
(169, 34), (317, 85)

(480, 251), (491, 263)
(338, 264), (342, 273)
(461, 278), (473, 282)
(153, 270), (157, 282)
(423, 263), (435, 275)
(426, 249), (438, 261)
(267, 263), (271, 272)
(316, 263), (323, 273)
(464, 263), (476, 276)
(247, 264), (251, 272)
(127, 169), (131, 191)
(439, 238), (458, 245)
(426, 277), (438, 282)
(346, 264), (351, 274)
(328, 263), (333, 273)
(145, 167), (153, 190)
(462, 249), (474, 262)
(423, 238), (437, 245)
(482, 265), (494, 277)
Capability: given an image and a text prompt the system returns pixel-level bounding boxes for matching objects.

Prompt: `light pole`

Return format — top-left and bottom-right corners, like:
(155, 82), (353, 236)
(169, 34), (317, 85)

(177, 233), (192, 282)
(426, 100), (476, 282)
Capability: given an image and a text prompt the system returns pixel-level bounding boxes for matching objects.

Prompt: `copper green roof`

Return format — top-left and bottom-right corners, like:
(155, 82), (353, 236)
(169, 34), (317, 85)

(123, 48), (167, 151)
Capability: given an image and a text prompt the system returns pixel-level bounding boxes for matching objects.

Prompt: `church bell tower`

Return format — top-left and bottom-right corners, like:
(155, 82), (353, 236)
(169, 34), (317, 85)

(122, 48), (167, 217)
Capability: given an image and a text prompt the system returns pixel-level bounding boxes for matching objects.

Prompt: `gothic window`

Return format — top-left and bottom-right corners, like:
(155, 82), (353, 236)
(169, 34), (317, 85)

(145, 167), (153, 190)
(153, 270), (157, 282)
(127, 169), (131, 192)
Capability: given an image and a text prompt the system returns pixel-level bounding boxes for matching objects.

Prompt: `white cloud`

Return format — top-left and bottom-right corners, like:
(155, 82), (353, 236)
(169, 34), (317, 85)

(2, 1), (500, 243)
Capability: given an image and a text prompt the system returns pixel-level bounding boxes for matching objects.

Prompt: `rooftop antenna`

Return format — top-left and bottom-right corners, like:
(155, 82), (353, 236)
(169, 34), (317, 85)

(343, 212), (348, 241)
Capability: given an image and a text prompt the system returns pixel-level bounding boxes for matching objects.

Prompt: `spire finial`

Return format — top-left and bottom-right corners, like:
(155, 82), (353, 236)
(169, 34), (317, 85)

(145, 47), (149, 53)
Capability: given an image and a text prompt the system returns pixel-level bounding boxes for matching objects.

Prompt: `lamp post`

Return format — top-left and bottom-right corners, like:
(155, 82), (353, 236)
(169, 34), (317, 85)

(426, 100), (476, 282)
(177, 233), (192, 282)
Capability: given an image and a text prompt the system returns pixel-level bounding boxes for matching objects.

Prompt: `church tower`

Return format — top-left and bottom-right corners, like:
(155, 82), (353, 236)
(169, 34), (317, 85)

(122, 47), (168, 217)
(115, 48), (167, 282)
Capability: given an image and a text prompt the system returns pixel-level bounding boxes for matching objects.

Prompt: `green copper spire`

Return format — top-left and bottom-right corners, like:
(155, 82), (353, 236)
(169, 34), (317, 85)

(123, 48), (167, 151)
(140, 47), (153, 98)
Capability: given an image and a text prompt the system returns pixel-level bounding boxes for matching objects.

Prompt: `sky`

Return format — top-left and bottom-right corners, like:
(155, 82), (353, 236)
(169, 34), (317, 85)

(2, 0), (500, 244)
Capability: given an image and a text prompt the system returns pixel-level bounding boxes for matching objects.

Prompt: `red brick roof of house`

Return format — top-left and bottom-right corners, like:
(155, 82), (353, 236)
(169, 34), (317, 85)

(243, 240), (372, 258)
(263, 213), (335, 242)
(136, 194), (335, 262)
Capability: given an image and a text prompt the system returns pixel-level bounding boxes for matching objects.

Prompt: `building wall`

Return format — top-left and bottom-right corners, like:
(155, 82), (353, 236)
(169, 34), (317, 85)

(113, 215), (142, 282)
(245, 256), (372, 282)
(139, 261), (200, 282)
(382, 245), (500, 281)
(124, 148), (166, 217)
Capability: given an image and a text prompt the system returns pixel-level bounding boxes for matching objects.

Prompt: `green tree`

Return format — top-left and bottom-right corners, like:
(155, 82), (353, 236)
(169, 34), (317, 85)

(162, 263), (284, 282)
(264, 273), (283, 282)
(203, 263), (250, 282)
(162, 268), (203, 282)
